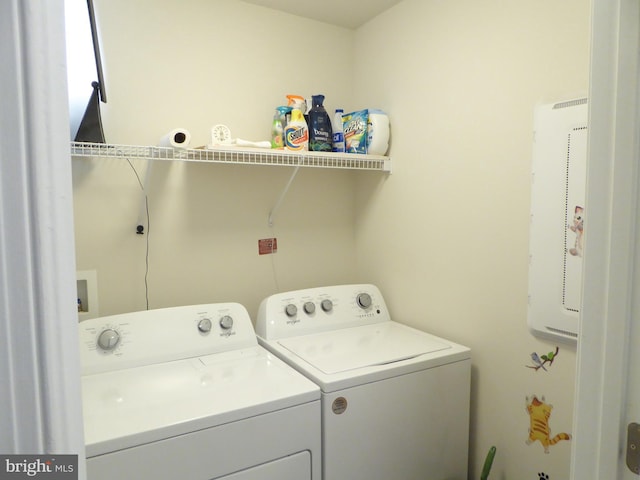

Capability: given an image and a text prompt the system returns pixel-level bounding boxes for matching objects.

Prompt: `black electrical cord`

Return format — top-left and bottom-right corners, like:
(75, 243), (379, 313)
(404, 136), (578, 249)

(127, 159), (150, 310)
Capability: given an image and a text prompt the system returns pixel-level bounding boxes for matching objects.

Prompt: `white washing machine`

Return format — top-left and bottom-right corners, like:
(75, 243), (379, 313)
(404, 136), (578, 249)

(80, 303), (321, 480)
(255, 284), (471, 480)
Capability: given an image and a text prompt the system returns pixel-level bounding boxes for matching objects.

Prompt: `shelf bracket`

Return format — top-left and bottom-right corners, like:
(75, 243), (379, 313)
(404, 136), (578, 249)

(268, 166), (300, 228)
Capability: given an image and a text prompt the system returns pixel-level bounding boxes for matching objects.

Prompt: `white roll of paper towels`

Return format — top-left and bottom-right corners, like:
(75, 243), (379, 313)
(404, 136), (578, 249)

(159, 128), (191, 149)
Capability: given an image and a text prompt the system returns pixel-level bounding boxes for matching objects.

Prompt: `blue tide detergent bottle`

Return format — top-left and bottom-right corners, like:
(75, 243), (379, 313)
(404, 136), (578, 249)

(308, 95), (333, 152)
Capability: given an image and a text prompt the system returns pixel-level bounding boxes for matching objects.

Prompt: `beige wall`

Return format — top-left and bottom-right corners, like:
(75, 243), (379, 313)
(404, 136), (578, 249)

(74, 0), (361, 316)
(73, 0), (591, 478)
(353, 0), (590, 478)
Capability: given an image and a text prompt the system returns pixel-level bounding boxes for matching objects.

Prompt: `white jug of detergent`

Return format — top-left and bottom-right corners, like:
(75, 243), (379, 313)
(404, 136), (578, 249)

(367, 110), (390, 156)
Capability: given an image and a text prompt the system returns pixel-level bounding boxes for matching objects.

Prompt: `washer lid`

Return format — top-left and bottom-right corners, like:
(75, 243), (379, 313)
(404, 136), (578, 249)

(277, 322), (451, 375)
(82, 346), (319, 457)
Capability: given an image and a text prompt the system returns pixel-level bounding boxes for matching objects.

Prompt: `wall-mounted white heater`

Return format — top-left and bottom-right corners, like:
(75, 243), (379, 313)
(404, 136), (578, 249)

(528, 98), (587, 343)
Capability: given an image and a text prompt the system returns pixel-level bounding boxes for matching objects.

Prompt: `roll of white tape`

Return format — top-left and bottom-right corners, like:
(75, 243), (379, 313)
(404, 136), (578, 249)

(159, 128), (191, 149)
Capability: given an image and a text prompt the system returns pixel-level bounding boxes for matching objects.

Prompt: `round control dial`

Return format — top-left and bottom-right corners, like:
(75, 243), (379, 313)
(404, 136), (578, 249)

(198, 318), (212, 333)
(321, 299), (333, 312)
(219, 315), (234, 330)
(303, 302), (316, 314)
(356, 292), (373, 309)
(97, 328), (120, 351)
(285, 304), (298, 317)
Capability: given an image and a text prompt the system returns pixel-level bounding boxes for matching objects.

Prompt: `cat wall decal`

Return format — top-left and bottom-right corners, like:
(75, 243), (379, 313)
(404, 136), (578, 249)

(525, 395), (571, 453)
(567, 206), (584, 257)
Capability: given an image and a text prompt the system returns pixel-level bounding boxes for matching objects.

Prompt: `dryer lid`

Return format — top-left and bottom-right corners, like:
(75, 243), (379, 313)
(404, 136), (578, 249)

(277, 322), (451, 375)
(82, 346), (319, 457)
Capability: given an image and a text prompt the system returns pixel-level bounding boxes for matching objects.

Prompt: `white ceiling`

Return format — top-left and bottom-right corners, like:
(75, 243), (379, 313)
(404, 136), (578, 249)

(238, 0), (403, 29)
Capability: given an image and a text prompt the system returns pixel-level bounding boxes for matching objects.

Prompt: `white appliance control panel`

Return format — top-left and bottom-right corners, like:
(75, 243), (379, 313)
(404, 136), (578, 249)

(79, 303), (256, 375)
(256, 284), (391, 340)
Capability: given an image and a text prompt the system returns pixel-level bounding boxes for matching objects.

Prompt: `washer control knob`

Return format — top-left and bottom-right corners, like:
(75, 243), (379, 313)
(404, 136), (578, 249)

(303, 302), (316, 314)
(356, 292), (373, 309)
(97, 329), (120, 351)
(285, 304), (298, 317)
(219, 315), (234, 330)
(321, 299), (333, 312)
(198, 318), (212, 333)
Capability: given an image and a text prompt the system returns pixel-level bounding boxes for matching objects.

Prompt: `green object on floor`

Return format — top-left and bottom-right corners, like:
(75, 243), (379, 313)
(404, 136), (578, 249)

(480, 446), (496, 480)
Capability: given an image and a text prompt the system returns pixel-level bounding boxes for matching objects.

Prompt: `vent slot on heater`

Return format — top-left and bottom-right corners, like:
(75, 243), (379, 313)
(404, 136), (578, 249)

(528, 98), (587, 343)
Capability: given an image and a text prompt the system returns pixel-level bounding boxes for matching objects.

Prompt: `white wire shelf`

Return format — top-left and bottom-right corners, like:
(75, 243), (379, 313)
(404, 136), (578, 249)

(70, 142), (392, 173)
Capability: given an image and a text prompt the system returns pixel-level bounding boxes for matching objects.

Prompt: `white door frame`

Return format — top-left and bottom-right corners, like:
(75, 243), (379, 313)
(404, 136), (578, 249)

(0, 0), (85, 477)
(571, 0), (640, 478)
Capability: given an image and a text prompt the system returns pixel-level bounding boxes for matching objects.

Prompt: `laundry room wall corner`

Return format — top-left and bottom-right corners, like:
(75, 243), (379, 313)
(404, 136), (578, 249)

(353, 1), (590, 478)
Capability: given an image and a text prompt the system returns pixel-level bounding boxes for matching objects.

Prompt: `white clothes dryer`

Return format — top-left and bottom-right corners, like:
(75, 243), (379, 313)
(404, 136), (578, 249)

(255, 284), (471, 480)
(80, 303), (321, 480)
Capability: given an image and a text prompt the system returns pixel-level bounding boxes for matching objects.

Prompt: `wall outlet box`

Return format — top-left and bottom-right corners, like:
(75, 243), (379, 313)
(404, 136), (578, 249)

(77, 270), (99, 321)
(258, 238), (277, 255)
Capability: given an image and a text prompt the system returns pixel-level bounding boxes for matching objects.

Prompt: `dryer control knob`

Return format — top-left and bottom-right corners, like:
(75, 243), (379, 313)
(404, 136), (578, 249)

(198, 318), (212, 333)
(97, 329), (120, 351)
(285, 304), (298, 317)
(321, 299), (333, 312)
(219, 315), (234, 330)
(303, 301), (316, 314)
(356, 292), (372, 309)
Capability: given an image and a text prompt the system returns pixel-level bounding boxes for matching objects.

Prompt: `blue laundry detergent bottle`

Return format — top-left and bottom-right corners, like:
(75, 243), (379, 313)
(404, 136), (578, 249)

(308, 95), (333, 152)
